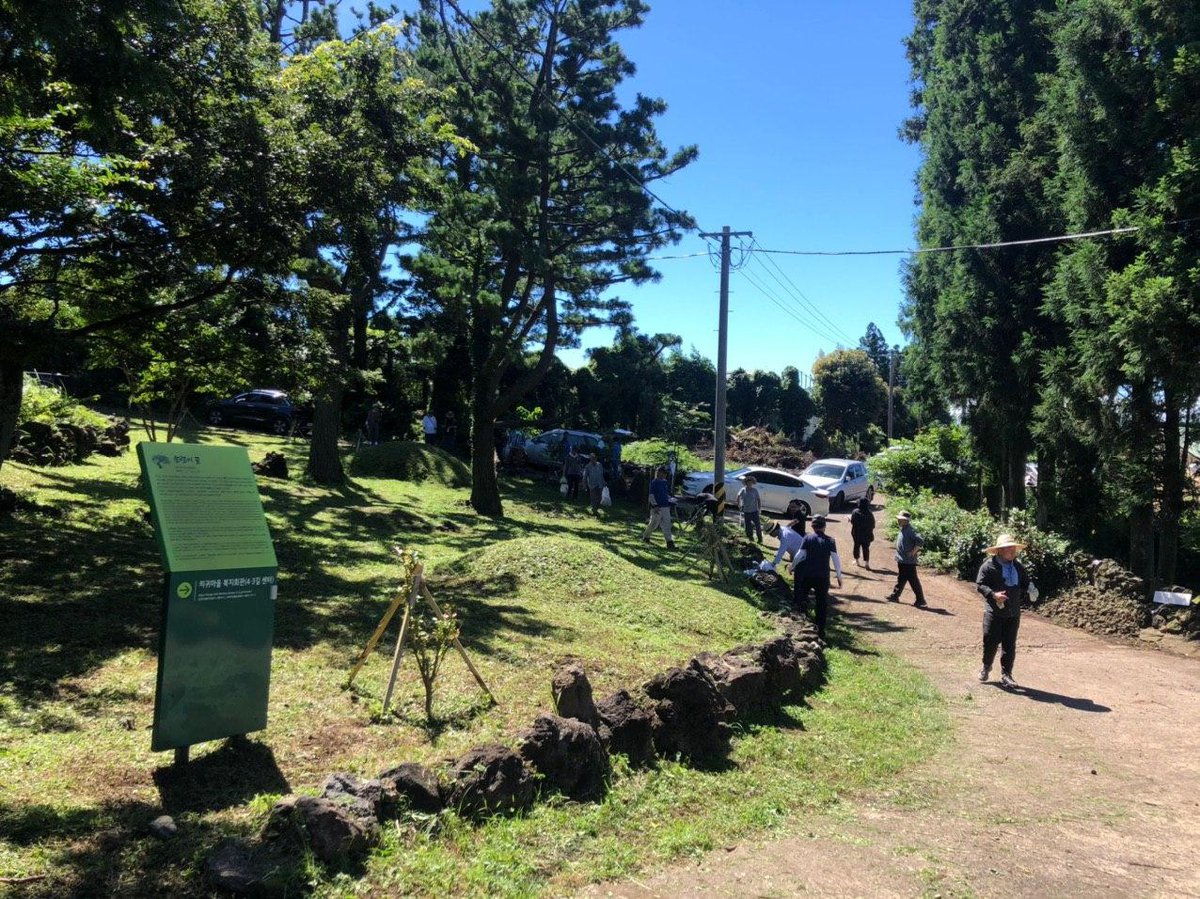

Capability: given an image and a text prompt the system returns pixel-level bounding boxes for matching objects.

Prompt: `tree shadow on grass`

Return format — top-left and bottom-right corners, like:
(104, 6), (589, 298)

(0, 796), (244, 899)
(152, 737), (291, 815)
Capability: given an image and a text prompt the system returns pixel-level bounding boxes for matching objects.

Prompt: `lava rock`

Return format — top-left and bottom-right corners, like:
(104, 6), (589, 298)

(643, 660), (734, 763)
(204, 837), (292, 897)
(518, 714), (610, 802)
(378, 762), (443, 814)
(444, 745), (535, 819)
(320, 772), (388, 819)
(551, 663), (598, 724)
(692, 650), (770, 716)
(264, 795), (378, 862)
(594, 689), (656, 767)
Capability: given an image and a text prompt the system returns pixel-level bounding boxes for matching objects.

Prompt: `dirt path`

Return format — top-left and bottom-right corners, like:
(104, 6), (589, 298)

(584, 513), (1200, 898)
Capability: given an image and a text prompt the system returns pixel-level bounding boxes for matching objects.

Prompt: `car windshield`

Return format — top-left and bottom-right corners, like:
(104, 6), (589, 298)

(805, 463), (846, 478)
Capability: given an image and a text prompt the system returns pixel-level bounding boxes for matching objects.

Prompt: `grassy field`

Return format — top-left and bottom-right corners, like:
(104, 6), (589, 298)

(0, 428), (949, 896)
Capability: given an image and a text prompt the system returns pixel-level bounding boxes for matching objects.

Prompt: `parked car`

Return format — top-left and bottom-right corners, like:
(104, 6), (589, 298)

(799, 458), (873, 511)
(206, 389), (310, 436)
(682, 465), (829, 518)
(505, 428), (606, 468)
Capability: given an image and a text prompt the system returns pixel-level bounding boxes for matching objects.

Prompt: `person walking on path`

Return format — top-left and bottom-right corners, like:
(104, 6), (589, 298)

(788, 514), (842, 638)
(642, 466), (676, 549)
(562, 445), (584, 500)
(737, 475), (763, 543)
(976, 533), (1033, 688)
(849, 497), (875, 568)
(583, 454), (606, 514)
(421, 411), (437, 444)
(443, 411), (457, 451)
(887, 510), (926, 607)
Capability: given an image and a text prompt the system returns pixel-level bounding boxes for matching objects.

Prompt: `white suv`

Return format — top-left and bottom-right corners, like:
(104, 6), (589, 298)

(799, 458), (873, 511)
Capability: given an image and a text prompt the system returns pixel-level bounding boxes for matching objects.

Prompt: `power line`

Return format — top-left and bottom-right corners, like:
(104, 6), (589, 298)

(734, 265), (847, 348)
(746, 240), (856, 344)
(752, 220), (1199, 257)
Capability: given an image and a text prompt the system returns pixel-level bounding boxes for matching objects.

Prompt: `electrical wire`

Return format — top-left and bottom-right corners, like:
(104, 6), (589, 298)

(745, 240), (856, 344)
(734, 265), (847, 348)
(752, 220), (1199, 257)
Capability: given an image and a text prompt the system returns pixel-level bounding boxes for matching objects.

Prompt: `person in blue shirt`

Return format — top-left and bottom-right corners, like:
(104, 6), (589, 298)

(641, 466), (675, 549)
(975, 534), (1032, 688)
(788, 515), (842, 638)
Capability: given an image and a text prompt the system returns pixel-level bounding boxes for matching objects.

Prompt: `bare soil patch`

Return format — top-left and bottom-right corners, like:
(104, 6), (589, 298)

(584, 510), (1200, 898)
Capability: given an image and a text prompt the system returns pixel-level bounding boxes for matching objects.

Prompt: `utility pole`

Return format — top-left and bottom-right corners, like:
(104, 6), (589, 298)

(699, 225), (752, 518)
(887, 344), (898, 443)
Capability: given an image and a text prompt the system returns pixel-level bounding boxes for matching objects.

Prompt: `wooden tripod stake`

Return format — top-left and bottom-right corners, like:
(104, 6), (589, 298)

(347, 549), (495, 717)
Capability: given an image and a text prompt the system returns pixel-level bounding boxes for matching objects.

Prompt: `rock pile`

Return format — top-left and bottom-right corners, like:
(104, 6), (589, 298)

(251, 452), (289, 479)
(1041, 558), (1150, 638)
(204, 616), (825, 895)
(10, 417), (129, 466)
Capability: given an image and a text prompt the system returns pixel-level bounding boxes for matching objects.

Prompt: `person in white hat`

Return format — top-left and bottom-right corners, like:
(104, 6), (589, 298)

(975, 533), (1032, 688)
(886, 510), (926, 607)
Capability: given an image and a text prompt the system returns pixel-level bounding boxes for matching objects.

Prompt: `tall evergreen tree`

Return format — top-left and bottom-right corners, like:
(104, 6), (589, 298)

(901, 0), (1060, 509)
(408, 0), (695, 515)
(1038, 0), (1200, 584)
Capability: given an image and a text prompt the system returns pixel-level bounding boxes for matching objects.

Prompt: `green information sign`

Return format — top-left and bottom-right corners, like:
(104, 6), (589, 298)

(138, 443), (278, 752)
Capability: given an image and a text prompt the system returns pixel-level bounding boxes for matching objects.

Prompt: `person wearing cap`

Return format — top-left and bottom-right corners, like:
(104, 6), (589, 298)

(976, 534), (1032, 688)
(788, 515), (842, 638)
(642, 466), (676, 549)
(736, 475), (763, 543)
(886, 511), (926, 607)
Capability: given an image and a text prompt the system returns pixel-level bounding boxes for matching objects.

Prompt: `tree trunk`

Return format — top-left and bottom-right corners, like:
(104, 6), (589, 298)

(1128, 382), (1156, 592)
(1035, 451), (1053, 530)
(1157, 397), (1182, 586)
(469, 399), (502, 516)
(307, 385), (345, 485)
(0, 356), (25, 475)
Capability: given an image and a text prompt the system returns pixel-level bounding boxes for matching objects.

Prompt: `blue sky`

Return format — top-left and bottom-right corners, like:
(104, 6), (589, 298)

(567, 0), (923, 376)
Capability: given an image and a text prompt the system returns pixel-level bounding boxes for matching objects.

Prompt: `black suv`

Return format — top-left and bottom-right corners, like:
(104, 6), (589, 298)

(207, 390), (310, 436)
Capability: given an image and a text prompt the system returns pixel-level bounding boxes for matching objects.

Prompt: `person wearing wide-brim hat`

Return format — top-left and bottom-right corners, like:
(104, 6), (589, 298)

(886, 510), (926, 607)
(975, 534), (1033, 688)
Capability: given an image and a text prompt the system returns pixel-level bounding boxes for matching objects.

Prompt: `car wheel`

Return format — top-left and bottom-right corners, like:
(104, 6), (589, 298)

(208, 410), (224, 426)
(786, 499), (811, 519)
(509, 447), (527, 467)
(866, 485), (875, 503)
(833, 491), (845, 512)
(272, 418), (289, 436)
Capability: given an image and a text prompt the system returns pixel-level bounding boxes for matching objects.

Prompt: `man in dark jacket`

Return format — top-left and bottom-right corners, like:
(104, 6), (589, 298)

(975, 534), (1032, 688)
(849, 497), (875, 568)
(789, 515), (842, 638)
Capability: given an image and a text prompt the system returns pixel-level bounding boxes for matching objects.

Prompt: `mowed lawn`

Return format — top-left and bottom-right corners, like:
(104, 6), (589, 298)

(0, 429), (949, 897)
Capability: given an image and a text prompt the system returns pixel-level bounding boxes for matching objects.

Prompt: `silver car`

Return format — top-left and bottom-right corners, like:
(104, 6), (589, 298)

(799, 458), (874, 511)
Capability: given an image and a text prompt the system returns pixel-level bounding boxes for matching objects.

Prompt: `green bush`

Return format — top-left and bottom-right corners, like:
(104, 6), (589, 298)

(869, 424), (978, 508)
(19, 378), (107, 429)
(620, 439), (704, 475)
(887, 490), (1083, 596)
(349, 441), (471, 487)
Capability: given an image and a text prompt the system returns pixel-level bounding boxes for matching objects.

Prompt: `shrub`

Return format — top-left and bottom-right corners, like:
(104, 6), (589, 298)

(887, 490), (1084, 598)
(620, 439), (704, 475)
(869, 424), (977, 507)
(19, 377), (107, 430)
